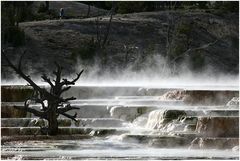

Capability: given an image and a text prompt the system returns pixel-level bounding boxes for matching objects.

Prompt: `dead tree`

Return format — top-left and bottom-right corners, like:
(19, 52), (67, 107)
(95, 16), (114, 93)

(94, 2), (117, 68)
(2, 49), (83, 135)
(95, 2), (117, 50)
(166, 1), (178, 57)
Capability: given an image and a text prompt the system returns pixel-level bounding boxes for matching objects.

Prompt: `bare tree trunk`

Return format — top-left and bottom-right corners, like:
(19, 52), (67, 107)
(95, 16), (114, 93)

(45, 1), (49, 11)
(47, 104), (58, 135)
(101, 2), (117, 48)
(2, 49), (83, 136)
(87, 5), (90, 17)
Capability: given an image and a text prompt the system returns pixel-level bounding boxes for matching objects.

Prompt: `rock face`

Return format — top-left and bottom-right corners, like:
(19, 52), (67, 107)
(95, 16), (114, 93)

(1, 86), (34, 118)
(160, 90), (186, 100)
(1, 105), (27, 118)
(1, 10), (238, 78)
(160, 89), (238, 105)
(226, 97), (239, 108)
(1, 86), (33, 102)
(184, 91), (238, 105)
(195, 117), (239, 137)
(110, 106), (155, 122)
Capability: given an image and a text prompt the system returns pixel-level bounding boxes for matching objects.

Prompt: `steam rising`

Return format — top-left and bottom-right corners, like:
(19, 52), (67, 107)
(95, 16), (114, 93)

(2, 54), (239, 89)
(75, 54), (239, 89)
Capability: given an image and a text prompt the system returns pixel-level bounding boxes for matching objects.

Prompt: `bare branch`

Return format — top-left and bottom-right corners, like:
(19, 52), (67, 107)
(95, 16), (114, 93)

(71, 70), (84, 83)
(2, 49), (84, 135)
(96, 16), (101, 44)
(59, 86), (71, 95)
(34, 98), (47, 110)
(41, 74), (54, 88)
(60, 70), (84, 86)
(18, 50), (26, 70)
(60, 112), (77, 122)
(101, 2), (116, 48)
(61, 96), (76, 102)
(2, 50), (42, 92)
(53, 62), (62, 85)
(57, 104), (80, 113)
(170, 39), (219, 64)
(2, 50), (60, 101)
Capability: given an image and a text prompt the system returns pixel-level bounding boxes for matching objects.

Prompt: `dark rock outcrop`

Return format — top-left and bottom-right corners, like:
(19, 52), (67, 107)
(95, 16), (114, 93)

(1, 86), (33, 102)
(161, 89), (238, 105)
(195, 116), (239, 137)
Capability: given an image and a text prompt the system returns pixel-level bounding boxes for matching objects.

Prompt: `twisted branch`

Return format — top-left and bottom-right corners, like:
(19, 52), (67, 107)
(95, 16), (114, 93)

(60, 70), (84, 86)
(41, 74), (54, 88)
(61, 96), (76, 102)
(170, 39), (219, 64)
(3, 49), (84, 133)
(60, 112), (78, 122)
(57, 104), (80, 114)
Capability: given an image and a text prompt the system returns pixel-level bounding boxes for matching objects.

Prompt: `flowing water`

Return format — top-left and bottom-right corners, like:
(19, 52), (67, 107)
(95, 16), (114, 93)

(1, 85), (239, 160)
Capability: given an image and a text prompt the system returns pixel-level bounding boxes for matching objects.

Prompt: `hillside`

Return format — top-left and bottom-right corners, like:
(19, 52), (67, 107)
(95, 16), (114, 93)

(1, 10), (239, 80)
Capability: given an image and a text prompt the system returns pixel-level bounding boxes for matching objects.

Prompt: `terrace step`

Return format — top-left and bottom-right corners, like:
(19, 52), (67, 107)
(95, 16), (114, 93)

(1, 118), (126, 128)
(1, 127), (128, 136)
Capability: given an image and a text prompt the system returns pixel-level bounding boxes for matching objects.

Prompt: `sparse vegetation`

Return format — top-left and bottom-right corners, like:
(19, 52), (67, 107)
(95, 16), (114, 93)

(190, 51), (205, 71)
(177, 23), (192, 36)
(71, 38), (97, 62)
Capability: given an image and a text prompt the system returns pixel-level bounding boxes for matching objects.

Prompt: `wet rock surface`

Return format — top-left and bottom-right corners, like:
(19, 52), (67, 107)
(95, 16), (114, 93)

(1, 105), (27, 118)
(184, 91), (239, 105)
(160, 90), (186, 100)
(226, 97), (239, 108)
(1, 127), (126, 136)
(161, 89), (239, 105)
(195, 116), (239, 137)
(1, 86), (33, 102)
